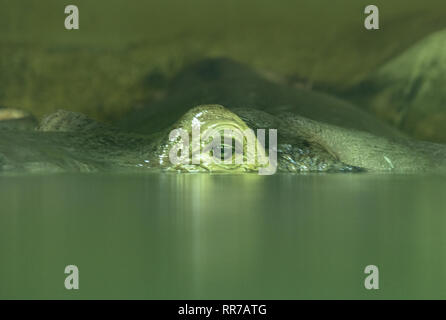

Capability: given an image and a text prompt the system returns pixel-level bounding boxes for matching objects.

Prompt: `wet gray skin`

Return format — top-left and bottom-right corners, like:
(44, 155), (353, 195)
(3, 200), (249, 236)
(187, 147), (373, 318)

(1, 58), (446, 174)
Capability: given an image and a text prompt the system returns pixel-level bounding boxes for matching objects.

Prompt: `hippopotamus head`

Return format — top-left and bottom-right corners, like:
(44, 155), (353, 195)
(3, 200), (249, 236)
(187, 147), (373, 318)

(145, 104), (362, 174)
(1, 58), (446, 174)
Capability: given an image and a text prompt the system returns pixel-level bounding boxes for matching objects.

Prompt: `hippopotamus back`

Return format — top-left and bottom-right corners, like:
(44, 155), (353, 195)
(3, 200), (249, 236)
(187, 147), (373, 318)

(119, 58), (404, 139)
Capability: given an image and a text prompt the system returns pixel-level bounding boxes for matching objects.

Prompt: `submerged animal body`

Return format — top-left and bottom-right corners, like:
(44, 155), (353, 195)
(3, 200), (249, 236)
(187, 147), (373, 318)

(1, 58), (446, 174)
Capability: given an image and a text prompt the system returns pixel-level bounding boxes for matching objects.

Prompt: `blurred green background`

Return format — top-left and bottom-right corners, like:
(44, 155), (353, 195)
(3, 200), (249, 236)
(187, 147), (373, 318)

(1, 0), (446, 122)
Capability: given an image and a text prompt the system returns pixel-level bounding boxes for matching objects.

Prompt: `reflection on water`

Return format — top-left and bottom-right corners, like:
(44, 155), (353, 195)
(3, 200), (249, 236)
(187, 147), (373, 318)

(0, 172), (445, 299)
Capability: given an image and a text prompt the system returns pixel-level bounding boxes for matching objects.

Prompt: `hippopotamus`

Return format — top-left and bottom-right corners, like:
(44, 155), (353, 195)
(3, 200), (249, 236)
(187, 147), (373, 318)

(1, 58), (445, 174)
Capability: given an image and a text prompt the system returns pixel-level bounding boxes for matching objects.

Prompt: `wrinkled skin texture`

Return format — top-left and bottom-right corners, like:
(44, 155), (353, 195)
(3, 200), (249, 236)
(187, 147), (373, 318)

(1, 58), (446, 174)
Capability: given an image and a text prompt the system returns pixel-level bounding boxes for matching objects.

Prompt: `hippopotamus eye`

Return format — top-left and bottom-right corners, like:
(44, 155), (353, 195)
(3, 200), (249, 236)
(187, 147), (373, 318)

(214, 137), (245, 163)
(216, 144), (235, 161)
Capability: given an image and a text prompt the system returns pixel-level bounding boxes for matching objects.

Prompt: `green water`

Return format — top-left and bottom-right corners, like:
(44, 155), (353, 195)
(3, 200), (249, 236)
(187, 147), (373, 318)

(1, 172), (445, 299)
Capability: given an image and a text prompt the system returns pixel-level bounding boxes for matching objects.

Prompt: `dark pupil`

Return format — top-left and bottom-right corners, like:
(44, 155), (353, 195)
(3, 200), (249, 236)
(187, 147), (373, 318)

(219, 144), (234, 160)
(211, 137), (242, 161)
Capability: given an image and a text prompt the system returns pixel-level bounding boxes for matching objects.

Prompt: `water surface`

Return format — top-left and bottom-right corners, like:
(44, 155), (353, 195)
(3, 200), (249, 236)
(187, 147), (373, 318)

(0, 172), (445, 299)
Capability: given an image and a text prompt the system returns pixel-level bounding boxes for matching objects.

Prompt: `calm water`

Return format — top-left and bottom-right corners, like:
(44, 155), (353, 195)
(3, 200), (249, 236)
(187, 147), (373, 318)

(0, 172), (445, 299)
